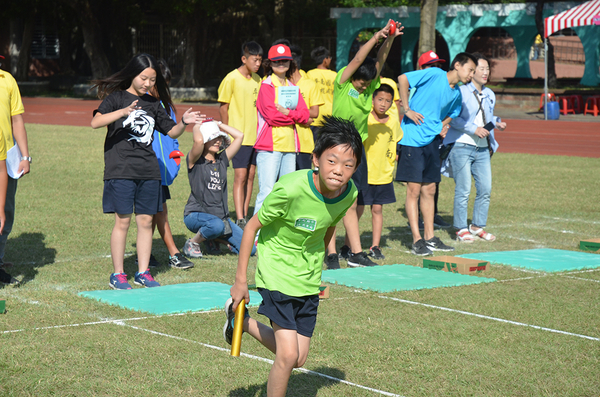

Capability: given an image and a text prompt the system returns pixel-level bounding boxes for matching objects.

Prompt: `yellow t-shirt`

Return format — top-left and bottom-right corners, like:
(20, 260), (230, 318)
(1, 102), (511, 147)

(217, 69), (261, 146)
(365, 111), (403, 185)
(0, 70), (21, 161)
(378, 77), (401, 123)
(306, 68), (337, 126)
(296, 76), (324, 154)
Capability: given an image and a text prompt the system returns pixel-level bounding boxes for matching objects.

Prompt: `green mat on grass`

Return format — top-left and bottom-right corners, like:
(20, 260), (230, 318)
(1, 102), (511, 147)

(321, 264), (495, 292)
(459, 248), (600, 272)
(79, 282), (263, 315)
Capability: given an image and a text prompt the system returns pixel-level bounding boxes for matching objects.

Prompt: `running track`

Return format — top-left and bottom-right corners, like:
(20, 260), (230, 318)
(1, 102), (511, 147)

(21, 97), (600, 158)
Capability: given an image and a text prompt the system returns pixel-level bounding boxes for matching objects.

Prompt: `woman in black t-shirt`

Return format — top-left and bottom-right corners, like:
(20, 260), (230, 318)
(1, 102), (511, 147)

(91, 53), (204, 290)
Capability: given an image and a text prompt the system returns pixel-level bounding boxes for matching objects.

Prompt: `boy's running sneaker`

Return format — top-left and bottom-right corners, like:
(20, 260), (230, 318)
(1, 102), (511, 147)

(425, 236), (455, 252)
(433, 214), (452, 229)
(183, 239), (203, 258)
(109, 273), (132, 290)
(134, 270), (160, 287)
(223, 297), (250, 345)
(338, 245), (351, 260)
(411, 239), (433, 256)
(325, 253), (340, 270)
(135, 254), (161, 268)
(347, 252), (378, 267)
(369, 246), (385, 260)
(169, 253), (194, 269)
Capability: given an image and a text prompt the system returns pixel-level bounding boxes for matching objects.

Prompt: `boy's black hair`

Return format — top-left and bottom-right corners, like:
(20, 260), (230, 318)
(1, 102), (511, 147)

(241, 41), (263, 58)
(271, 38), (291, 47)
(351, 57), (377, 82)
(290, 44), (303, 70)
(313, 116), (362, 166)
(373, 83), (394, 98)
(311, 46), (330, 65)
(450, 52), (477, 70)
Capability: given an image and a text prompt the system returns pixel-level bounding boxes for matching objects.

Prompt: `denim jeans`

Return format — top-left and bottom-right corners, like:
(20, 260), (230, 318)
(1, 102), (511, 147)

(184, 212), (256, 256)
(253, 151), (296, 215)
(449, 143), (492, 230)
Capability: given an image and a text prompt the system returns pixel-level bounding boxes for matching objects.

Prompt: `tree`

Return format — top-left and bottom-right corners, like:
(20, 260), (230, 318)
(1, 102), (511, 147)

(418, 0), (438, 57)
(535, 0), (557, 88)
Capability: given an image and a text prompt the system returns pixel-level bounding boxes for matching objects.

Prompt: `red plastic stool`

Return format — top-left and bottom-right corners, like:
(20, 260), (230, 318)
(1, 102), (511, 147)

(570, 95), (584, 113)
(539, 93), (556, 110)
(584, 96), (600, 117)
(559, 96), (575, 115)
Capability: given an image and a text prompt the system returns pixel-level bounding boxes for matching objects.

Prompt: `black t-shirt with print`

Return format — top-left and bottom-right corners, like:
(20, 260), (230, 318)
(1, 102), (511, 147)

(183, 152), (230, 219)
(96, 91), (177, 180)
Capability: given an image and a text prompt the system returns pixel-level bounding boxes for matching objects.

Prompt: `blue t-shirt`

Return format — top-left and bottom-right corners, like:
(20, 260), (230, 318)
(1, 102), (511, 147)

(400, 68), (462, 147)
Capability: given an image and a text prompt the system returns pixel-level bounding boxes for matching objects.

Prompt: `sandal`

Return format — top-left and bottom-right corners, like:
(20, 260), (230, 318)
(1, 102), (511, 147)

(469, 225), (496, 241)
(456, 228), (474, 243)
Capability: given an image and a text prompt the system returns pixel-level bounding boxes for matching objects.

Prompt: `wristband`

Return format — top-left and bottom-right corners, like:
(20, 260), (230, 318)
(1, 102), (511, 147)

(181, 116), (189, 126)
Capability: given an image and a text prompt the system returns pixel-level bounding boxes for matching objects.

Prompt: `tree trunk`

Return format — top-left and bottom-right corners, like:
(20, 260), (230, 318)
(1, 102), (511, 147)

(14, 16), (35, 81)
(418, 0), (438, 57)
(178, 19), (198, 87)
(74, 0), (112, 79)
(535, 0), (557, 87)
(272, 0), (285, 40)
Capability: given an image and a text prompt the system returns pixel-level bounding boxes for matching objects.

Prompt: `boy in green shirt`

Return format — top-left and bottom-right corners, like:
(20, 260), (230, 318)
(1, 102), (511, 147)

(225, 116), (362, 397)
(329, 20), (403, 268)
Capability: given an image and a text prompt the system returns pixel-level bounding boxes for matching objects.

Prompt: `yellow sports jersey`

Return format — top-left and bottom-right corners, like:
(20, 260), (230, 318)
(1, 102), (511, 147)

(0, 70), (21, 160)
(217, 69), (261, 146)
(378, 77), (401, 122)
(306, 68), (337, 126)
(365, 111), (403, 185)
(296, 76), (324, 154)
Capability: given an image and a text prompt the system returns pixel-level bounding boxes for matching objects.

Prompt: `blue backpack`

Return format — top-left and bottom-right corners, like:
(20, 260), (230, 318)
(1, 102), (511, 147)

(152, 104), (182, 186)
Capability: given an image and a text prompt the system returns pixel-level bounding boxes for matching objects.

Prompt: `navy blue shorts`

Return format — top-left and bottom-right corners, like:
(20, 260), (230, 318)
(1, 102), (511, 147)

(351, 149), (369, 192)
(395, 137), (441, 184)
(358, 182), (396, 206)
(103, 179), (163, 215)
(257, 288), (319, 338)
(162, 185), (171, 202)
(232, 145), (258, 169)
(296, 152), (313, 170)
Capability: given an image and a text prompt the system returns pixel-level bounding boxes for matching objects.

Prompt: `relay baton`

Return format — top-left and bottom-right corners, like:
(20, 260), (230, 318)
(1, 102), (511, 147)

(230, 298), (245, 357)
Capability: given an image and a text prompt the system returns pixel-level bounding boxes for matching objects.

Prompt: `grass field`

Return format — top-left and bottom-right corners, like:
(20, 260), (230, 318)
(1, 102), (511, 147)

(1, 123), (599, 396)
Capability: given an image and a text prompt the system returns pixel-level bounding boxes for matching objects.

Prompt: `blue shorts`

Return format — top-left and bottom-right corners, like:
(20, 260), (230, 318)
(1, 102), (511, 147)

(162, 185), (171, 202)
(257, 288), (319, 338)
(103, 179), (163, 215)
(296, 153), (312, 170)
(232, 145), (257, 169)
(351, 149), (369, 192)
(358, 182), (396, 206)
(395, 137), (441, 184)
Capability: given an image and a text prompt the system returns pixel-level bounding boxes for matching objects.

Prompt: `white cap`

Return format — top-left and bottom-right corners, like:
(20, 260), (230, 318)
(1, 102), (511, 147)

(200, 121), (230, 147)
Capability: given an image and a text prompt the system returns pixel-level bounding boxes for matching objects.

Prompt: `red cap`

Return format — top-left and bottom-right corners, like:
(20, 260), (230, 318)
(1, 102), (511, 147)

(418, 51), (445, 67)
(268, 45), (292, 61)
(0, 55), (5, 59)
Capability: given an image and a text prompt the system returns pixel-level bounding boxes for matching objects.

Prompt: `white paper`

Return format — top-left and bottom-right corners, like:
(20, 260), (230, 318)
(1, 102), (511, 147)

(277, 86), (299, 110)
(6, 143), (24, 179)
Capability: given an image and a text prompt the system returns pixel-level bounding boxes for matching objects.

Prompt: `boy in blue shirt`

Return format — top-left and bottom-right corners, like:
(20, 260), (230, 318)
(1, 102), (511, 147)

(397, 52), (477, 256)
(225, 116), (361, 397)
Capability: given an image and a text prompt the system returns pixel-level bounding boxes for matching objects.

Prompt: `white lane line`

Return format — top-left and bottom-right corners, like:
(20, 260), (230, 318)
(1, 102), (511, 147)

(560, 275), (600, 283)
(122, 322), (405, 397)
(379, 296), (599, 342)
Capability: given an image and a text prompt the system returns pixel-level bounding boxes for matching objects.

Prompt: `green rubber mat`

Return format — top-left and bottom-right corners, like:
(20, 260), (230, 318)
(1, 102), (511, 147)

(321, 264), (495, 292)
(79, 282), (263, 315)
(459, 248), (600, 272)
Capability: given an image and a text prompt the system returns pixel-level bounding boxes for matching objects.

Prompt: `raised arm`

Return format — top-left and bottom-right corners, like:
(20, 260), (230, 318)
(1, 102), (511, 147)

(221, 123), (244, 160)
(188, 122), (206, 168)
(167, 108), (204, 139)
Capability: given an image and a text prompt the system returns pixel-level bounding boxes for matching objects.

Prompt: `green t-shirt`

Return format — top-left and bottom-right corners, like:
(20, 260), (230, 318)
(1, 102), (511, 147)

(332, 66), (380, 142)
(256, 169), (358, 296)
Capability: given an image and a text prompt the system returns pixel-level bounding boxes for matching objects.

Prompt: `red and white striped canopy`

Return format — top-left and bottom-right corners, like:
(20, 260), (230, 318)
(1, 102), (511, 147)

(545, 0), (600, 37)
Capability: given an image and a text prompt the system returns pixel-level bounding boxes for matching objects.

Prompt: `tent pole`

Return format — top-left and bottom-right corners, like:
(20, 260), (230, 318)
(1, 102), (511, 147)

(544, 37), (548, 121)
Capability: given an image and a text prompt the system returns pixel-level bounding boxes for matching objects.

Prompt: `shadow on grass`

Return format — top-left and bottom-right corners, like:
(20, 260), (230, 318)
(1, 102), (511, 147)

(1, 232), (57, 288)
(229, 367), (346, 397)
